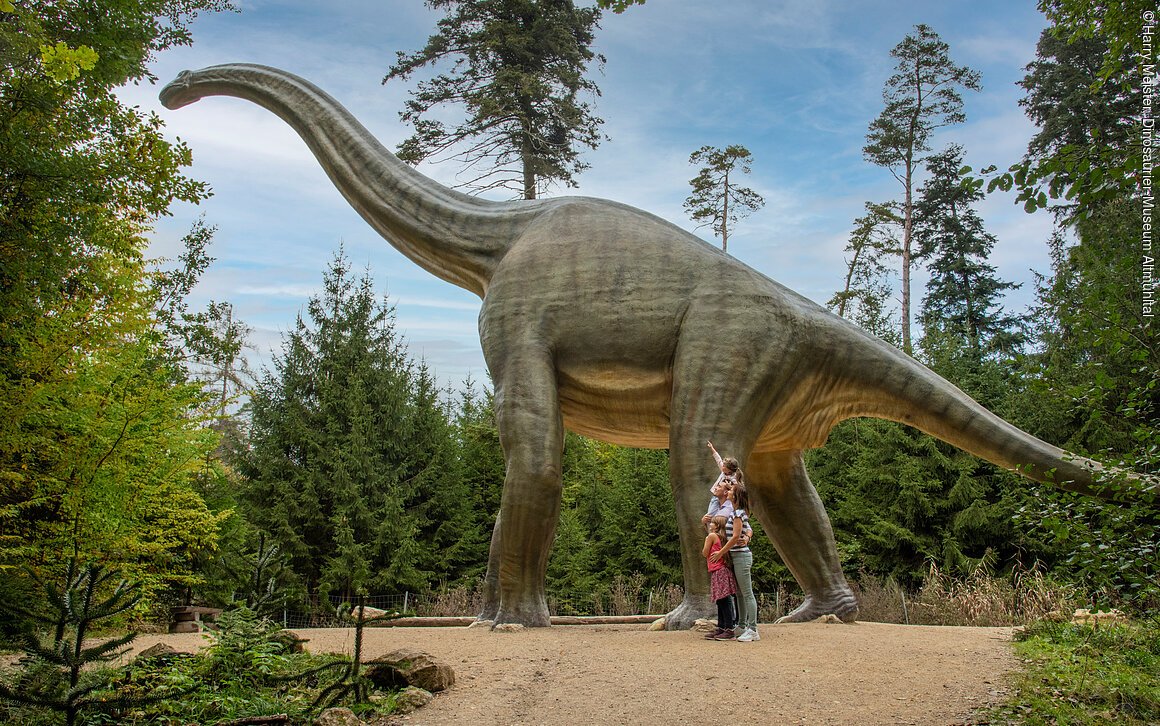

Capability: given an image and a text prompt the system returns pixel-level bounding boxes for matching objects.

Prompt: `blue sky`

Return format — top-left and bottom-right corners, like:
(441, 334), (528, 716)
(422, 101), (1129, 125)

(123, 0), (1057, 394)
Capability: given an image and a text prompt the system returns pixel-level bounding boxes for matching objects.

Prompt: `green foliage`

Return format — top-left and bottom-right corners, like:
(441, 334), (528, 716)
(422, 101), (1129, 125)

(985, 619), (1160, 725)
(596, 0), (646, 13)
(683, 144), (765, 253)
(970, 5), (1145, 222)
(201, 606), (290, 683)
(237, 250), (481, 601)
(0, 563), (145, 726)
(808, 419), (1013, 587)
(385, 0), (606, 199)
(0, 0), (235, 619)
(546, 436), (681, 611)
(915, 145), (1026, 363)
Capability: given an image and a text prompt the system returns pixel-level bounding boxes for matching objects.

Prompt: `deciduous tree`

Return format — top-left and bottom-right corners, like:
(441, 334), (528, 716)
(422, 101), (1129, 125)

(0, 0), (233, 611)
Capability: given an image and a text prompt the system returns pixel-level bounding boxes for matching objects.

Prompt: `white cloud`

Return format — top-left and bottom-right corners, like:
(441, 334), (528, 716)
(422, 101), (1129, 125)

(137, 0), (1059, 396)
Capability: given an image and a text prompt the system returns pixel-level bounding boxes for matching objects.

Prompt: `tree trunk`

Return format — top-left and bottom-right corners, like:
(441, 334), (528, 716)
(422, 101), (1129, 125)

(722, 167), (730, 252)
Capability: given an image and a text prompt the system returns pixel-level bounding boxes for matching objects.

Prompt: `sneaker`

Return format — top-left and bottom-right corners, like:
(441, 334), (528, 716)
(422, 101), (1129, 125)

(749, 628), (761, 641)
(736, 628), (756, 642)
(703, 628), (724, 640)
(712, 630), (736, 640)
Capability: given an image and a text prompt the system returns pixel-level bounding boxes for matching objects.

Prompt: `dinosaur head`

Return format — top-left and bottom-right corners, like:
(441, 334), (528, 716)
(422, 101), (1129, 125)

(159, 69), (200, 109)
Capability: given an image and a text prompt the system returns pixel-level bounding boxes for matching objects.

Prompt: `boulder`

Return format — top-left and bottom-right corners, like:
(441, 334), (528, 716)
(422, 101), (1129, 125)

(315, 707), (362, 726)
(135, 643), (180, 662)
(366, 649), (455, 693)
(351, 604), (389, 620)
(1072, 608), (1127, 627)
(692, 618), (716, 632)
(393, 686), (434, 714)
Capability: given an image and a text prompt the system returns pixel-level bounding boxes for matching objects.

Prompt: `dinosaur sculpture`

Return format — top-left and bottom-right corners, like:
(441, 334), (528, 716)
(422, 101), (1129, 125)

(161, 64), (1144, 629)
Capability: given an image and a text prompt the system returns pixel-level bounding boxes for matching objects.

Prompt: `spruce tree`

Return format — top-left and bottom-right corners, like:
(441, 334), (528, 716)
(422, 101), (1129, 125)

(915, 145), (1025, 386)
(239, 251), (467, 603)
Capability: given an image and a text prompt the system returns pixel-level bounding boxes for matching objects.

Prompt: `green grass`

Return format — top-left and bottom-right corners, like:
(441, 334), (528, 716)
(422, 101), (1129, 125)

(981, 618), (1160, 725)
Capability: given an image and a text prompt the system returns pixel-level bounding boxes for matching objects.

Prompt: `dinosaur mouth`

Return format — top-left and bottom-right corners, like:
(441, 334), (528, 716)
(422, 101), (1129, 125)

(159, 70), (196, 109)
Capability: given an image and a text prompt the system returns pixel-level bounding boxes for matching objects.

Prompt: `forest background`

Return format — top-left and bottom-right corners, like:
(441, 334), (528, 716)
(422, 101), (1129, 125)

(0, 0), (1155, 637)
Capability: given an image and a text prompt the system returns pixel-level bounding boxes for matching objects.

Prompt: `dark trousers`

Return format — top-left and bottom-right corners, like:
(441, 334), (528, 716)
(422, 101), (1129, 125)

(716, 594), (737, 629)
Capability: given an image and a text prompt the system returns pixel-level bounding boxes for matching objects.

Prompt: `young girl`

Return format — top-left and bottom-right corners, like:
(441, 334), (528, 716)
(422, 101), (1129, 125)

(701, 516), (738, 640)
(711, 482), (758, 642)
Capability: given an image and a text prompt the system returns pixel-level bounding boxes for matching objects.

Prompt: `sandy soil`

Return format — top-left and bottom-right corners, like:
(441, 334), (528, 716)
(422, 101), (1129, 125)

(125, 620), (1016, 726)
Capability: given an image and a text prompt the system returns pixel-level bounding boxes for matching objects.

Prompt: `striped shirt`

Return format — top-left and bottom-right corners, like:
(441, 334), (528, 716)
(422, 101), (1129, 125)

(724, 508), (752, 552)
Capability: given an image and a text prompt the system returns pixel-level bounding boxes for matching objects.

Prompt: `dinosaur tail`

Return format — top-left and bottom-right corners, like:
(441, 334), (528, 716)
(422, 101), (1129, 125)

(160, 63), (544, 297)
(828, 325), (1154, 502)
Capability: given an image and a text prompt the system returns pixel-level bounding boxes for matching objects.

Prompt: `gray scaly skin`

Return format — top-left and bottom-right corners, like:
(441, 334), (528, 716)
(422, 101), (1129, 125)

(161, 64), (1151, 629)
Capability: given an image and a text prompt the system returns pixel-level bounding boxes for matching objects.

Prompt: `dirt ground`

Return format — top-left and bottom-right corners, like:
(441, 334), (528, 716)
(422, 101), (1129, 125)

(125, 620), (1016, 725)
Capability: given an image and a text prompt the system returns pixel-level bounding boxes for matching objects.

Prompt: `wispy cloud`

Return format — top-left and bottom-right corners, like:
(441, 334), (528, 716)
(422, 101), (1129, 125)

(137, 0), (1057, 394)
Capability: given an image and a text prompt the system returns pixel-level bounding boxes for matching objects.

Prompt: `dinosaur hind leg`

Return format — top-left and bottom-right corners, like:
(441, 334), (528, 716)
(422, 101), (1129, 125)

(746, 450), (859, 623)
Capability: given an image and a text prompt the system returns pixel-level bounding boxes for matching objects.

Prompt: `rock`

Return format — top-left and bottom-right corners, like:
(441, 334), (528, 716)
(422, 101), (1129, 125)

(493, 623), (524, 633)
(135, 643), (180, 661)
(315, 707), (363, 726)
(692, 618), (716, 632)
(366, 649), (455, 693)
(649, 617), (667, 631)
(1072, 608), (1127, 627)
(270, 629), (309, 654)
(393, 686), (433, 714)
(353, 605), (389, 619)
(812, 614), (843, 624)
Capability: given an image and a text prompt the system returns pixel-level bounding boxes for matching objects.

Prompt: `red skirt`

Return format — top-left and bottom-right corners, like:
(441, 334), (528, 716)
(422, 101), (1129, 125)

(710, 566), (738, 601)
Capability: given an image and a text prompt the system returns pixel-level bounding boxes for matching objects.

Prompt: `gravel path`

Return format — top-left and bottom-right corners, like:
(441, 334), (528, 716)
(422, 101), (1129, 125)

(126, 621), (1015, 725)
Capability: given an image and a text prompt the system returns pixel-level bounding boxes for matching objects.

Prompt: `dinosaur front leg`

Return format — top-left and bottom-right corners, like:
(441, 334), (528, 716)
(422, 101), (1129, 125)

(746, 450), (859, 623)
(486, 360), (565, 628)
(662, 435), (724, 630)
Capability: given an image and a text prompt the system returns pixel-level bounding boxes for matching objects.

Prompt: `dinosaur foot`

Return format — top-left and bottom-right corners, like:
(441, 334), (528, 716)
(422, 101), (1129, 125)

(775, 591), (859, 624)
(491, 601), (552, 629)
(662, 595), (715, 630)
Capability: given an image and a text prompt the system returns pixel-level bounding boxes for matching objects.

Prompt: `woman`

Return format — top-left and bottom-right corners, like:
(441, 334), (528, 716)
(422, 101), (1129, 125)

(710, 480), (758, 642)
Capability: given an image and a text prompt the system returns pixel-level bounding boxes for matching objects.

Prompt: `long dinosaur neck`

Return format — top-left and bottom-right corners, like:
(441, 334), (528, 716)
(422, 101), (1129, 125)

(161, 63), (537, 297)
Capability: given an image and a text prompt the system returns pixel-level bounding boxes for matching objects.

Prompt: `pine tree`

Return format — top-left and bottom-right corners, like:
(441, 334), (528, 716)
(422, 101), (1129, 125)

(829, 201), (902, 345)
(683, 145), (765, 253)
(385, 0), (606, 199)
(863, 24), (981, 354)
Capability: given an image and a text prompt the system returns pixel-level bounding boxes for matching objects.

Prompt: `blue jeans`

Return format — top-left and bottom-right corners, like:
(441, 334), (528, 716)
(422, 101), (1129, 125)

(731, 550), (756, 631)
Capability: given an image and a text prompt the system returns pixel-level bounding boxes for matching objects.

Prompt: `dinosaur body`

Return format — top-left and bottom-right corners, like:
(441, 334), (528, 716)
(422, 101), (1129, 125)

(162, 64), (1126, 628)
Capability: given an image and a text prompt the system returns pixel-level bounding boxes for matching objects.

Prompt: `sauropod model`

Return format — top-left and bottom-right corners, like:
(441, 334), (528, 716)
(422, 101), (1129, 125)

(161, 63), (1150, 629)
